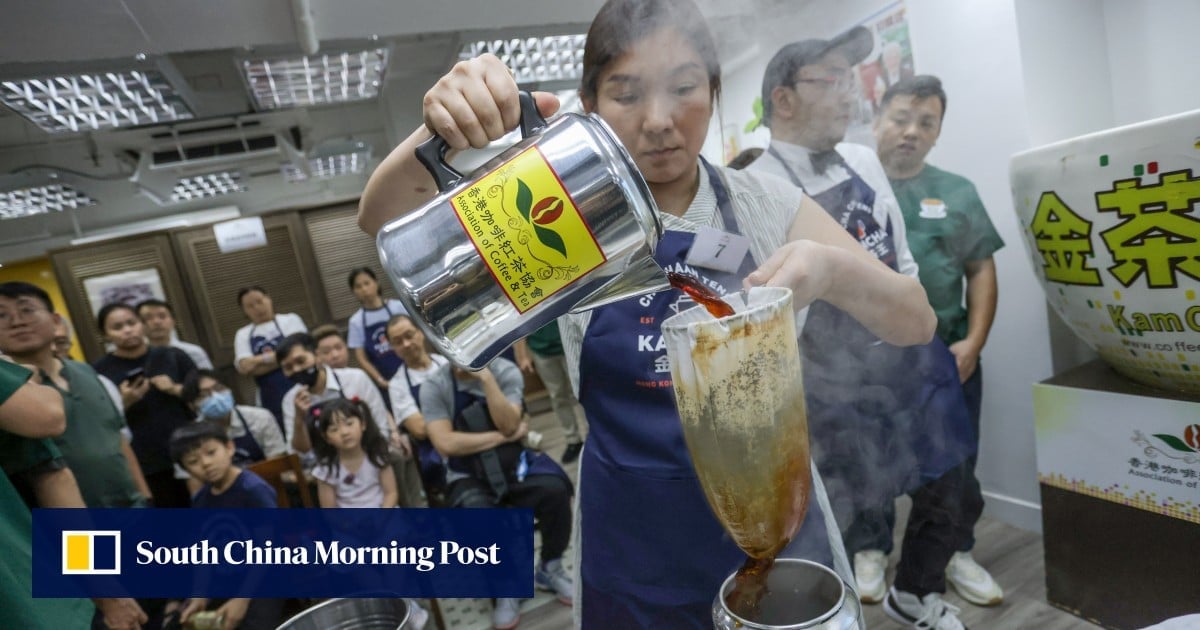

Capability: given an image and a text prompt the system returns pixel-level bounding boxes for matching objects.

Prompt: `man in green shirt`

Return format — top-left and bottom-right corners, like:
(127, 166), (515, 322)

(514, 321), (586, 463)
(0, 359), (97, 628)
(0, 282), (150, 508)
(875, 75), (1005, 608)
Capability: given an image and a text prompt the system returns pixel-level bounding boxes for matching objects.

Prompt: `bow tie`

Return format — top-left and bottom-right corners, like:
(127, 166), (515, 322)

(810, 149), (844, 176)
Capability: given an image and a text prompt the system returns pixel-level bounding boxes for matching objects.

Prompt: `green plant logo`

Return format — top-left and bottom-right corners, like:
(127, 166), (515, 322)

(516, 179), (567, 258)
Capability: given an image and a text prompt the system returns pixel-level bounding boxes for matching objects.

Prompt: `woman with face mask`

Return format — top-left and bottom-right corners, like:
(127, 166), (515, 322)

(181, 370), (287, 467)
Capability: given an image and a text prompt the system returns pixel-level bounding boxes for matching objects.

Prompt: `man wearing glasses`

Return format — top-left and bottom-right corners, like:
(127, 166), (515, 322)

(751, 29), (974, 630)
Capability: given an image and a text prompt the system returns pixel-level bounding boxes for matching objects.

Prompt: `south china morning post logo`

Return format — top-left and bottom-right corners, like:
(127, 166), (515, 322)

(35, 509), (534, 599)
(62, 530), (121, 575)
(132, 537), (500, 572)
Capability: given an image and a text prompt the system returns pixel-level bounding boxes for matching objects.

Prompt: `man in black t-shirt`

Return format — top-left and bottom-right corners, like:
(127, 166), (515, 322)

(93, 303), (197, 508)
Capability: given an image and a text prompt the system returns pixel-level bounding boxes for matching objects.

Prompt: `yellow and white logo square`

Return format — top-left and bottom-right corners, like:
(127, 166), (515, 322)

(62, 530), (121, 575)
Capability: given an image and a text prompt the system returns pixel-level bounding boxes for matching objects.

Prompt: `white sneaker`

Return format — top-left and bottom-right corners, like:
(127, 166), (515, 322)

(492, 597), (521, 629)
(853, 549), (888, 604)
(883, 587), (967, 629)
(945, 551), (1003, 606)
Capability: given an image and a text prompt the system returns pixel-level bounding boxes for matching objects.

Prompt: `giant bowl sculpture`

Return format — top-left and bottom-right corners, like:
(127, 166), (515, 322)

(1010, 109), (1200, 396)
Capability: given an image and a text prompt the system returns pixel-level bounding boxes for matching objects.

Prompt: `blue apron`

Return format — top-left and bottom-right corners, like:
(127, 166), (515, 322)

(230, 408), (267, 465)
(404, 366), (447, 493)
(249, 318), (290, 435)
(361, 303), (404, 381)
(576, 159), (832, 628)
(446, 371), (568, 488)
(766, 147), (973, 503)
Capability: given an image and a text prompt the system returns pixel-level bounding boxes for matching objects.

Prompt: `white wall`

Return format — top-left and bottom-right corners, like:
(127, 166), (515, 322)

(906, 0), (1050, 531)
(1103, 0), (1200, 127)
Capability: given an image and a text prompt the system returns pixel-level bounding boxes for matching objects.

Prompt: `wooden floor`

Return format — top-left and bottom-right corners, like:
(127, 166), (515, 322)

(460, 400), (1101, 630)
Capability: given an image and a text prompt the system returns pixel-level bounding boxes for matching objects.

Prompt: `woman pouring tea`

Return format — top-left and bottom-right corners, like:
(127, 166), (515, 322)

(359, 0), (935, 625)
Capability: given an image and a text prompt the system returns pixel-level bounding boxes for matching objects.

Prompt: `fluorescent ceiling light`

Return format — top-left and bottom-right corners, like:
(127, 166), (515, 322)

(170, 172), (245, 203)
(0, 184), (96, 220)
(0, 71), (193, 134)
(460, 35), (586, 86)
(281, 149), (369, 183)
(243, 48), (388, 111)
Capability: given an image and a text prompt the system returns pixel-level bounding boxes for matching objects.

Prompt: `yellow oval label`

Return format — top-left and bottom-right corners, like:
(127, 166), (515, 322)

(451, 146), (607, 313)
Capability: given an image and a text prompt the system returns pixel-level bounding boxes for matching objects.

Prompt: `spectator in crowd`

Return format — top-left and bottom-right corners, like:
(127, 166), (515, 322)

(233, 286), (307, 432)
(277, 331), (426, 507)
(93, 303), (198, 509)
(0, 359), (101, 629)
(876, 75), (1005, 607)
(0, 282), (150, 508)
(386, 314), (449, 499)
(311, 324), (351, 370)
(170, 421), (283, 629)
(276, 332), (399, 454)
(52, 317), (74, 359)
(0, 359), (150, 629)
(346, 268), (407, 398)
(136, 299), (213, 370)
(420, 356), (573, 629)
(304, 397), (430, 629)
(513, 322), (587, 463)
(752, 31), (974, 628)
(176, 369), (287, 493)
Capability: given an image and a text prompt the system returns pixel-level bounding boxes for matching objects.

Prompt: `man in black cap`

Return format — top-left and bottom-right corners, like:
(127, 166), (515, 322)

(751, 29), (974, 630)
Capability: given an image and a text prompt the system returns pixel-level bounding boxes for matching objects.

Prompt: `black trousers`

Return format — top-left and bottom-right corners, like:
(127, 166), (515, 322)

(446, 473), (573, 564)
(842, 365), (988, 596)
(145, 468), (192, 508)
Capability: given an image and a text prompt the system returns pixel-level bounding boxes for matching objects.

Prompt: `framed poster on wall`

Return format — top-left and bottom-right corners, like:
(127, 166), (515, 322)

(82, 268), (166, 317)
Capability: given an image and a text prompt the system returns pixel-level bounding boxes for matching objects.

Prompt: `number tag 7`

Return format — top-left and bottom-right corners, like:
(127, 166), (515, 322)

(686, 225), (751, 274)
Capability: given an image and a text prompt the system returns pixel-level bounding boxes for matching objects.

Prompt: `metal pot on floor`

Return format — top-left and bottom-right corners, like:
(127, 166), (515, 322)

(276, 598), (409, 629)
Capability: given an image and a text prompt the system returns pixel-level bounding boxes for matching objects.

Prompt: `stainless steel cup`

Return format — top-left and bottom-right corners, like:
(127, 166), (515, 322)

(376, 93), (667, 369)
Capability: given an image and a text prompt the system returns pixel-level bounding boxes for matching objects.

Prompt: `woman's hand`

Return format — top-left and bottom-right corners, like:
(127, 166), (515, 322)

(358, 54), (560, 236)
(745, 240), (836, 310)
(423, 54), (560, 150)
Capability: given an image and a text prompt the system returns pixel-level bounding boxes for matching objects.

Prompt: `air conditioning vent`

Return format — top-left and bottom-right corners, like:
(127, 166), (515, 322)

(151, 134), (279, 167)
(150, 120), (263, 140)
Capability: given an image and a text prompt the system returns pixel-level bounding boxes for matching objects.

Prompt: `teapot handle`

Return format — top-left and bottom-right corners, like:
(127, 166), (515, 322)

(414, 91), (549, 192)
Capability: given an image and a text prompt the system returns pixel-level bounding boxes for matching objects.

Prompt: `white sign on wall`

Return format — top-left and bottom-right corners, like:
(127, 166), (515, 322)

(213, 217), (268, 254)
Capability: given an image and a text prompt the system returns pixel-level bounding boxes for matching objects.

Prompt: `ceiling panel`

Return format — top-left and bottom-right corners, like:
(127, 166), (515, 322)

(0, 0), (150, 62)
(122, 0), (298, 54)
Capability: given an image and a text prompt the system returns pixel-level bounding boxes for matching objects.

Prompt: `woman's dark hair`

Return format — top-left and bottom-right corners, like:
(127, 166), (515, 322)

(347, 267), (379, 292)
(96, 302), (139, 334)
(580, 0), (721, 106)
(181, 369), (222, 405)
(880, 75), (948, 121)
(306, 398), (391, 471)
(236, 285), (268, 308)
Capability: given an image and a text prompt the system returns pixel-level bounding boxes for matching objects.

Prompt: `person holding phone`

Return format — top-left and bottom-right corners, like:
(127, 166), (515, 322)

(93, 303), (197, 508)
